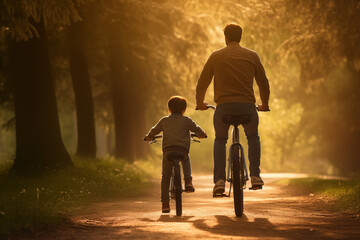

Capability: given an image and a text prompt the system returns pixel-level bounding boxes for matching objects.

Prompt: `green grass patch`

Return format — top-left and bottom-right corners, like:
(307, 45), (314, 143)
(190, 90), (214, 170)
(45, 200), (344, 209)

(280, 178), (360, 213)
(0, 157), (151, 235)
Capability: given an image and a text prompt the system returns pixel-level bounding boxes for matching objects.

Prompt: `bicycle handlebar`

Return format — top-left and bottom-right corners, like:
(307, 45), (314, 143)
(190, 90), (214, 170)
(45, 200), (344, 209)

(148, 134), (205, 139)
(197, 104), (270, 112)
(195, 105), (216, 110)
(256, 106), (271, 112)
(144, 133), (205, 144)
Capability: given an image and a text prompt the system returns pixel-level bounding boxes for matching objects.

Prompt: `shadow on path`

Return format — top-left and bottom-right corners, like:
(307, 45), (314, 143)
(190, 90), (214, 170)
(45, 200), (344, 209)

(141, 215), (195, 223)
(192, 214), (330, 240)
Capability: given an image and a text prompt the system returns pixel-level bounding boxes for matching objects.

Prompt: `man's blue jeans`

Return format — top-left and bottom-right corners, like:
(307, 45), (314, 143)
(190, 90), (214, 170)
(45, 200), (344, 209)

(213, 102), (260, 183)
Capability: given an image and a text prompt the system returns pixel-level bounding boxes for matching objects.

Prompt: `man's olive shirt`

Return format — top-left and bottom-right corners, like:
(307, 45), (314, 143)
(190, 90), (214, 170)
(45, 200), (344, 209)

(196, 42), (270, 106)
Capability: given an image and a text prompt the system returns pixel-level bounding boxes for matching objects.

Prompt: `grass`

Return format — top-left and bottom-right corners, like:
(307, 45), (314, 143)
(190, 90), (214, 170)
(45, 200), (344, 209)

(134, 157), (162, 178)
(279, 177), (360, 213)
(0, 157), (152, 235)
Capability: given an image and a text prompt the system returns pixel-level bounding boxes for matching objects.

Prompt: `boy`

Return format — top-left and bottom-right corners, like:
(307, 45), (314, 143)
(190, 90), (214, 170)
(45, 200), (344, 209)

(144, 96), (207, 213)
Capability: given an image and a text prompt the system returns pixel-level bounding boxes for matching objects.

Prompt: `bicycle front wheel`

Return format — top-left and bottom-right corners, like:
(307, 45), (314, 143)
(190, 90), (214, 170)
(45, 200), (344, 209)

(173, 163), (182, 216)
(232, 145), (243, 217)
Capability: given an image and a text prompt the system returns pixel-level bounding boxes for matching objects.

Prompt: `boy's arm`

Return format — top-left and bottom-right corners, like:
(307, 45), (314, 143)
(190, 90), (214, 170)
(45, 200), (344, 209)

(188, 118), (207, 138)
(145, 118), (164, 139)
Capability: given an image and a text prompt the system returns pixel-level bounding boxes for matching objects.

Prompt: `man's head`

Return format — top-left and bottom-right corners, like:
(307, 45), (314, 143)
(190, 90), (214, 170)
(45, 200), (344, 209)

(168, 96), (187, 114)
(223, 24), (242, 45)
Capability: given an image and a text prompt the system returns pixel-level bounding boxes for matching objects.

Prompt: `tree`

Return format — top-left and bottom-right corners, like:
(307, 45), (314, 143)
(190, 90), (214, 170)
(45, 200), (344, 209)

(8, 18), (72, 170)
(1, 0), (82, 170)
(68, 16), (96, 158)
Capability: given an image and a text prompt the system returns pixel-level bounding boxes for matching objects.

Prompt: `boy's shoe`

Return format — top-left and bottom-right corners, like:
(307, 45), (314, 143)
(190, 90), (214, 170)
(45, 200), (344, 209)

(251, 176), (264, 187)
(213, 179), (225, 194)
(162, 202), (170, 213)
(184, 178), (195, 192)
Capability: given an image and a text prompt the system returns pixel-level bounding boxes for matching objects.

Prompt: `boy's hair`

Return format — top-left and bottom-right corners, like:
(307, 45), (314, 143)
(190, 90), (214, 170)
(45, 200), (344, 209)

(168, 96), (187, 114)
(223, 23), (242, 43)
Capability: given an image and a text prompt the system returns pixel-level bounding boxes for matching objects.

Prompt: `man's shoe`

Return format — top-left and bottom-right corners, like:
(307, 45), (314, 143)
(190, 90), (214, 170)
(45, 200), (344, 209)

(162, 202), (170, 213)
(184, 178), (195, 192)
(213, 179), (225, 194)
(251, 176), (264, 187)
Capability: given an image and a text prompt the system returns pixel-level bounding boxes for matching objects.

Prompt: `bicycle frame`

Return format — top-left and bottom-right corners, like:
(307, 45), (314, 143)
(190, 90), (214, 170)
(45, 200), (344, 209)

(199, 104), (263, 217)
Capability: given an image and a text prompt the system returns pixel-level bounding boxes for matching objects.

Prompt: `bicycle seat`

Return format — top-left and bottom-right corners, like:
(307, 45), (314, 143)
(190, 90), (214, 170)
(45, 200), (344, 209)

(222, 115), (252, 126)
(167, 152), (186, 162)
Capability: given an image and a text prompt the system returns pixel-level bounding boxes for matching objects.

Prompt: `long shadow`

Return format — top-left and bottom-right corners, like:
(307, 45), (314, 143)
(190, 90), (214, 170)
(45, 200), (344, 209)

(10, 213), (359, 240)
(192, 214), (327, 240)
(141, 214), (194, 223)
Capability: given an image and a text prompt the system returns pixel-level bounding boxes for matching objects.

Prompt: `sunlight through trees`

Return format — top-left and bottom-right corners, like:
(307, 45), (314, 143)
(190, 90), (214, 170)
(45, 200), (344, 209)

(0, 0), (359, 175)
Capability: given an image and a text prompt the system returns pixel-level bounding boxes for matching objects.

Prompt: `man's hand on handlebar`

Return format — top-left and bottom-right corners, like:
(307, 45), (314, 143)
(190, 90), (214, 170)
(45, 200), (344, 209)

(198, 133), (207, 139)
(196, 102), (216, 111)
(195, 102), (209, 111)
(257, 104), (270, 112)
(144, 135), (154, 141)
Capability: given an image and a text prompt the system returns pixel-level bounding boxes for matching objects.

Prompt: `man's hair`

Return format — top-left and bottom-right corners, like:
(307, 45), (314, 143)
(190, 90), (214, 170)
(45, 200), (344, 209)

(168, 96), (187, 114)
(223, 24), (242, 43)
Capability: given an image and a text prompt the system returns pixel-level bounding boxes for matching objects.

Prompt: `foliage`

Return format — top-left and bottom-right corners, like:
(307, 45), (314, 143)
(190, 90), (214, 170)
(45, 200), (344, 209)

(272, 0), (360, 174)
(1, 0), (359, 174)
(0, 0), (83, 41)
(280, 177), (360, 213)
(0, 156), (150, 234)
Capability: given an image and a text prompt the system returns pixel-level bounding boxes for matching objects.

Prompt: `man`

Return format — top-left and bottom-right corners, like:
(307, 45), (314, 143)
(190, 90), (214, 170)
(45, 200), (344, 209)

(196, 23), (270, 194)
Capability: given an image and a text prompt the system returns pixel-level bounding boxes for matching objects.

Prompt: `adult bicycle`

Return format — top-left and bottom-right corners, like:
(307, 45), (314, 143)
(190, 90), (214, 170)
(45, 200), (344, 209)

(199, 105), (263, 217)
(147, 134), (200, 216)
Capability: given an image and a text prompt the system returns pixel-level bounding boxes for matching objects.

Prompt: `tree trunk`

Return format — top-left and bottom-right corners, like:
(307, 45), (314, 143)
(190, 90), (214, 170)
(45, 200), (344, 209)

(108, 29), (135, 161)
(0, 128), (2, 157)
(133, 99), (149, 159)
(9, 19), (72, 171)
(107, 125), (113, 156)
(68, 21), (96, 158)
(109, 57), (135, 161)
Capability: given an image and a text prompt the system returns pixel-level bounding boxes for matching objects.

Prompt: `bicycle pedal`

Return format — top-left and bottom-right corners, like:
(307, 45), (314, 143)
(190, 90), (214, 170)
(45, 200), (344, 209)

(249, 185), (263, 190)
(185, 190), (195, 193)
(213, 193), (223, 198)
(213, 193), (228, 198)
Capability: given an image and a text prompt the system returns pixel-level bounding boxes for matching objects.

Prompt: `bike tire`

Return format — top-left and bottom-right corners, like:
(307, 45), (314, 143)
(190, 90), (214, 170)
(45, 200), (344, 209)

(232, 145), (243, 217)
(174, 163), (182, 216)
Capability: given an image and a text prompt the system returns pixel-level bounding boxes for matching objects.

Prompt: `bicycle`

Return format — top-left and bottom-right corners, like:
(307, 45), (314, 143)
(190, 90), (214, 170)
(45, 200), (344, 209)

(147, 134), (201, 216)
(200, 105), (263, 217)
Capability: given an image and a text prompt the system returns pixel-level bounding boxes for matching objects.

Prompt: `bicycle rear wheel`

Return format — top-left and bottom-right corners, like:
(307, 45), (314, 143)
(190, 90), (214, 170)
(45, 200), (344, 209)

(232, 145), (243, 217)
(173, 163), (182, 216)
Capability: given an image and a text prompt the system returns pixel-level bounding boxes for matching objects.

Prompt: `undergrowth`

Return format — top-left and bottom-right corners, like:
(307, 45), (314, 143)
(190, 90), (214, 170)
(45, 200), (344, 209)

(0, 157), (151, 235)
(280, 178), (360, 213)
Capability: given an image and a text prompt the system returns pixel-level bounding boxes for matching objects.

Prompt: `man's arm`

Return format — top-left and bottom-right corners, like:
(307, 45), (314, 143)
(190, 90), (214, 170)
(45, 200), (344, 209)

(254, 53), (270, 110)
(196, 53), (215, 110)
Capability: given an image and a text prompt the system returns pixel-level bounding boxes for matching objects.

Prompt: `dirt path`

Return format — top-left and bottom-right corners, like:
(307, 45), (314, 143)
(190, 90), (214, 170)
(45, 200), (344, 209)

(13, 173), (360, 240)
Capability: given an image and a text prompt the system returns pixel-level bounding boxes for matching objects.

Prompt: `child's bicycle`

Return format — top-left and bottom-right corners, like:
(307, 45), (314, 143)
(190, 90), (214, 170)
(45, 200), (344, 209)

(201, 105), (263, 217)
(147, 134), (201, 216)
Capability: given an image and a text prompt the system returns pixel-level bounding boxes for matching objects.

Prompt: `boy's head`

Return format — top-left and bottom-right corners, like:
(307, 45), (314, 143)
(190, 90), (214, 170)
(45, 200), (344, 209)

(168, 96), (187, 114)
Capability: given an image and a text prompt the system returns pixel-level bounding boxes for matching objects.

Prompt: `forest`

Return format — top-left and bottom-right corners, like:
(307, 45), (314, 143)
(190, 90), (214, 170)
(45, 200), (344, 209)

(0, 0), (359, 176)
